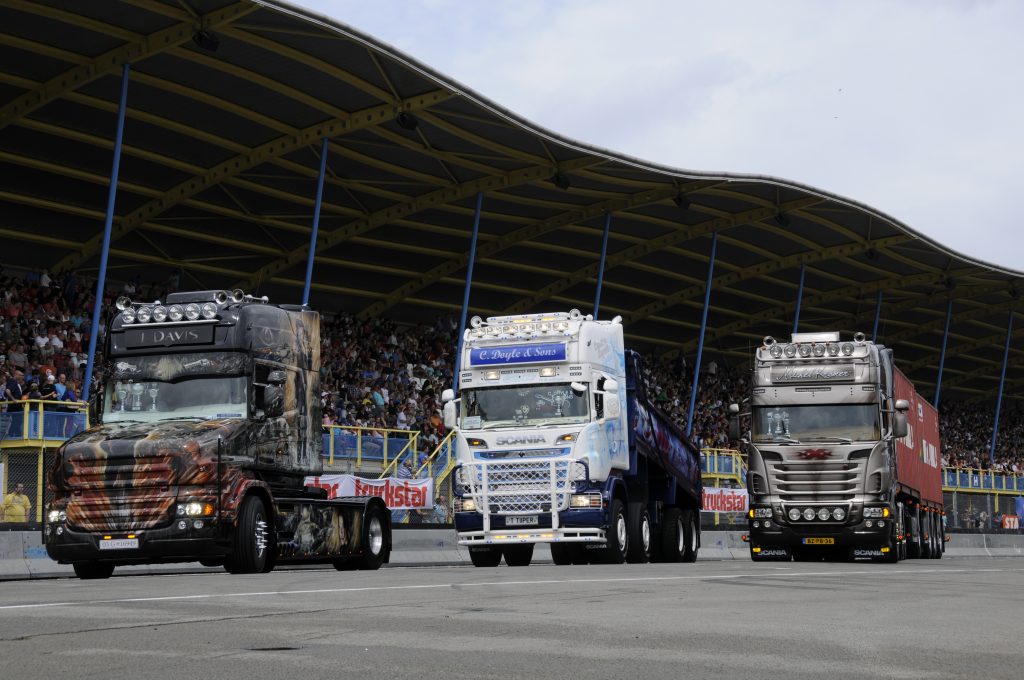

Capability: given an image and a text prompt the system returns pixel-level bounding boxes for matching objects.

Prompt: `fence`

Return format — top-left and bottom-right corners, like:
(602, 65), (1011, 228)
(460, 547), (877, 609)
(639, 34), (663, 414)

(1, 399), (88, 446)
(322, 425), (419, 472)
(943, 467), (1024, 494)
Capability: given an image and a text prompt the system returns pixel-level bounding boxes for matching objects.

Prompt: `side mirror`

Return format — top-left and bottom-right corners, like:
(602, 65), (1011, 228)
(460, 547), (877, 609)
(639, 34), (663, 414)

(267, 370), (286, 385)
(441, 388), (454, 404)
(570, 382), (587, 396)
(728, 403), (740, 415)
(727, 403), (741, 440)
(262, 384), (284, 418)
(443, 400), (457, 430)
(894, 399), (910, 412)
(602, 378), (619, 394)
(892, 411), (908, 439)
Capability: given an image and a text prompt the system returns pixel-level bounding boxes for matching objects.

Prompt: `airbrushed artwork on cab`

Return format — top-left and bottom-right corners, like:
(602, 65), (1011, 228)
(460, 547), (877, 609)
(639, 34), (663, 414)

(275, 502), (364, 558)
(51, 418), (253, 532)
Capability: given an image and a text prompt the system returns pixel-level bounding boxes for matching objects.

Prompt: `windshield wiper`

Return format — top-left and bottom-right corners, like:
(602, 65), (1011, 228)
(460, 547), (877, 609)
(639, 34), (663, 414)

(807, 435), (853, 444)
(157, 416), (205, 421)
(769, 435), (802, 444)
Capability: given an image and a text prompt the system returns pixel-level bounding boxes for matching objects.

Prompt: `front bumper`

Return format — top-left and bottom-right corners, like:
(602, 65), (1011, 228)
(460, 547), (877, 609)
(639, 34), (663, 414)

(455, 508), (607, 545)
(44, 518), (227, 564)
(747, 519), (893, 549)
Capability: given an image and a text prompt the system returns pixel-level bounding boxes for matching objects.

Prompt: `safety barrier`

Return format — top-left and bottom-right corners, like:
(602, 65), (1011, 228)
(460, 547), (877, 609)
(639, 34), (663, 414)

(322, 425), (418, 470)
(943, 467), (1024, 494)
(0, 399), (88, 447)
(701, 448), (746, 484)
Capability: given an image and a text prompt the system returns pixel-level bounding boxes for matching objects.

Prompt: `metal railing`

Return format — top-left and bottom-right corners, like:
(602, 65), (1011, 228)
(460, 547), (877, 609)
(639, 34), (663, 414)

(701, 448), (746, 485)
(323, 425), (418, 471)
(943, 467), (1024, 495)
(389, 430), (457, 525)
(0, 399), (89, 449)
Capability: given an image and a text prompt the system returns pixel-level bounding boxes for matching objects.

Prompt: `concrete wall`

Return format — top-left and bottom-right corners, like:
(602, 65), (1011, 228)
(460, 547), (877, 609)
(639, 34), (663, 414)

(2, 530), (1022, 580)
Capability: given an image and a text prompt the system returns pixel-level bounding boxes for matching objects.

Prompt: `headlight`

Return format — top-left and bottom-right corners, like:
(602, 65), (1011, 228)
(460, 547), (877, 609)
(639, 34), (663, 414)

(770, 345), (783, 358)
(152, 305), (168, 322)
(803, 508), (815, 521)
(833, 507), (847, 521)
(184, 303), (201, 320)
(457, 497), (477, 512)
(178, 502), (214, 517)
(753, 520), (760, 528)
(753, 507), (772, 518)
(136, 306), (152, 323)
(570, 493), (602, 509)
(788, 508), (801, 521)
(817, 508), (831, 521)
(168, 305), (184, 322)
(47, 510), (66, 522)
(201, 302), (217, 319)
(556, 432), (578, 443)
(466, 438), (487, 448)
(121, 307), (136, 324)
(876, 520), (885, 528)
(864, 507), (885, 518)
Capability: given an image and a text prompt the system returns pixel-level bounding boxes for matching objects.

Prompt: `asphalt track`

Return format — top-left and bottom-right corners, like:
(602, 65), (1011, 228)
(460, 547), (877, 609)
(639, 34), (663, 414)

(1, 558), (1021, 680)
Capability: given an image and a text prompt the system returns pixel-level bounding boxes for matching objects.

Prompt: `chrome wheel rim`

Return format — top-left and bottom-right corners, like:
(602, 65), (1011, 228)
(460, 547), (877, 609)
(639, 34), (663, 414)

(368, 516), (384, 555)
(616, 513), (627, 551)
(676, 518), (685, 553)
(641, 516), (651, 552)
(255, 517), (268, 558)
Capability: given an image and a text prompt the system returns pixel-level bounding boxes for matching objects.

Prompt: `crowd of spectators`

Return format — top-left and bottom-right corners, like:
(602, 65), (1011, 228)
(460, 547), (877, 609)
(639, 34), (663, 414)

(4, 266), (1022, 478)
(940, 401), (1024, 473)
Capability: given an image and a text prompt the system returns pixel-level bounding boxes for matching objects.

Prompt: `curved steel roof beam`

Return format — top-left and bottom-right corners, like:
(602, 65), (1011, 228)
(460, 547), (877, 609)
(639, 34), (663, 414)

(0, 1), (255, 131)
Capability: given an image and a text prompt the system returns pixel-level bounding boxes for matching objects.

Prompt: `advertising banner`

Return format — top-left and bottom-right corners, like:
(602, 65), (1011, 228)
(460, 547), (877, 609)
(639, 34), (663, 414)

(702, 486), (749, 513)
(305, 474), (434, 510)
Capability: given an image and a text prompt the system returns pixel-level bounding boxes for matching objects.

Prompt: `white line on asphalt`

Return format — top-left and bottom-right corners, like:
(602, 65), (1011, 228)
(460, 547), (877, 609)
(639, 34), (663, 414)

(2, 566), (1022, 611)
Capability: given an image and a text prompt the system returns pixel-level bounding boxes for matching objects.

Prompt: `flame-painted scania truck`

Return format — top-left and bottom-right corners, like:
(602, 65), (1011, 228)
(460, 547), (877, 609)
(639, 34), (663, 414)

(731, 332), (943, 563)
(442, 310), (702, 567)
(44, 290), (391, 579)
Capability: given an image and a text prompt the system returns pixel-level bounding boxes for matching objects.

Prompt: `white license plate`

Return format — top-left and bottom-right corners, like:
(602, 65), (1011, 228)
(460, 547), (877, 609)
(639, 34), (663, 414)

(506, 516), (538, 527)
(99, 538), (139, 550)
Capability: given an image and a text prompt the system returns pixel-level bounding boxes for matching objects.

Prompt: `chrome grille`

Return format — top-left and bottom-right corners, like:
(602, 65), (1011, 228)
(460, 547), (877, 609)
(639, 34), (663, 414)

(457, 460), (586, 515)
(768, 459), (865, 502)
(66, 491), (175, 531)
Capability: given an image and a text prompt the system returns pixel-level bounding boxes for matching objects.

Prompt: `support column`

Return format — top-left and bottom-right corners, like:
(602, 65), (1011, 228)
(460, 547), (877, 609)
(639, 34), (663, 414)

(686, 231), (717, 440)
(933, 299), (953, 409)
(792, 264), (806, 335)
(82, 64), (130, 403)
(593, 212), (611, 318)
(453, 192), (483, 389)
(872, 290), (883, 342)
(989, 309), (1014, 462)
(302, 137), (329, 306)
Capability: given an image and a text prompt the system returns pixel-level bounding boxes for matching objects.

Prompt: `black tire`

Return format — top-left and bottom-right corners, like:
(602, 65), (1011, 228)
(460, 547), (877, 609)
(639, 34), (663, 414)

(625, 502), (652, 564)
(198, 558), (224, 568)
(920, 515), (933, 559)
(332, 558), (357, 571)
(681, 509), (699, 563)
(880, 545), (899, 563)
(502, 544), (535, 567)
(73, 562), (114, 580)
(931, 515), (942, 560)
(569, 544), (591, 565)
(358, 503), (389, 570)
(226, 495), (270, 574)
(469, 545), (502, 567)
(907, 510), (921, 559)
(600, 498), (628, 564)
(551, 543), (573, 565)
(660, 507), (685, 563)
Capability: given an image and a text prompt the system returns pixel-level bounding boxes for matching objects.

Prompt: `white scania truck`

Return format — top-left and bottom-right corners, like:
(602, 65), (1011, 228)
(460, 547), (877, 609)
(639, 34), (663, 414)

(443, 310), (703, 567)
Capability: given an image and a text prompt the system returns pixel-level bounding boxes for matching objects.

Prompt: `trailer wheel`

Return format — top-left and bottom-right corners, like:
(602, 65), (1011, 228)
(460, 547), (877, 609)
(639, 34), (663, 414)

(660, 507), (685, 563)
(358, 503), (389, 570)
(550, 543), (573, 565)
(226, 495), (270, 574)
(626, 502), (651, 563)
(502, 544), (534, 567)
(469, 545), (503, 567)
(681, 509), (699, 563)
(930, 515), (942, 560)
(600, 499), (628, 564)
(73, 562), (114, 580)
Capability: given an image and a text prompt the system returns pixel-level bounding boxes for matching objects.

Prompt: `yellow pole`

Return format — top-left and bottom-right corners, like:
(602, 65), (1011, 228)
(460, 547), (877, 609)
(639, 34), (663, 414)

(356, 428), (362, 469)
(36, 446), (44, 522)
(22, 401), (30, 443)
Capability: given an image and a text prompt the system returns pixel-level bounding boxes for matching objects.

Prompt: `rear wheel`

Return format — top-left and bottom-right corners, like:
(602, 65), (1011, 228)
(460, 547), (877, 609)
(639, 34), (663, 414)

(681, 509), (699, 563)
(225, 495), (270, 574)
(469, 545), (503, 567)
(198, 558), (224, 568)
(73, 562), (114, 580)
(358, 503), (389, 570)
(625, 502), (652, 564)
(600, 499), (628, 564)
(502, 544), (534, 567)
(660, 508), (685, 563)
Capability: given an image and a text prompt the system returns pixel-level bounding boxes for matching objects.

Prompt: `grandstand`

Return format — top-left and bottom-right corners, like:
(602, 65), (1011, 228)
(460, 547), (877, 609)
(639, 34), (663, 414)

(1, 1), (1021, 529)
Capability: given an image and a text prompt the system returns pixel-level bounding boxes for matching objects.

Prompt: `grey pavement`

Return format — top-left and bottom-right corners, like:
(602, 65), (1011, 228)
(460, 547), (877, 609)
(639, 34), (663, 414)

(1, 557), (1022, 680)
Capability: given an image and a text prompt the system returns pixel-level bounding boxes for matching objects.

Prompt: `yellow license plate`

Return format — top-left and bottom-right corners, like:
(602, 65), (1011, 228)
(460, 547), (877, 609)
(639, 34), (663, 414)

(802, 537), (835, 545)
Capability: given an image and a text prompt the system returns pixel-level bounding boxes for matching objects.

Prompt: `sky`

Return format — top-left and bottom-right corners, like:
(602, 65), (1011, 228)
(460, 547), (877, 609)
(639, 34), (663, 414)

(298, 0), (1024, 272)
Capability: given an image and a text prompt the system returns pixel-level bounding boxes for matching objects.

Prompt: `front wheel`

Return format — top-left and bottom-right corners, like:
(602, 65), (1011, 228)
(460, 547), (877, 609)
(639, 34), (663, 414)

(550, 543), (573, 565)
(225, 495), (270, 574)
(600, 499), (628, 564)
(626, 502), (652, 564)
(502, 544), (534, 567)
(358, 503), (389, 570)
(73, 562), (114, 580)
(469, 545), (502, 567)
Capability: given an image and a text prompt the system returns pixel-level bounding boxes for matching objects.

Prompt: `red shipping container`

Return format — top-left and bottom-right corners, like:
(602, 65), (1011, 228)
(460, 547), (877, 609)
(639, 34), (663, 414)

(893, 368), (943, 505)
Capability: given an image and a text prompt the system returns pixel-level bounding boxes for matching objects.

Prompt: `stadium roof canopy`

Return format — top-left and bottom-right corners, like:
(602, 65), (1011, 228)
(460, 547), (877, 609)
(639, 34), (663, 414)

(1, 0), (1021, 404)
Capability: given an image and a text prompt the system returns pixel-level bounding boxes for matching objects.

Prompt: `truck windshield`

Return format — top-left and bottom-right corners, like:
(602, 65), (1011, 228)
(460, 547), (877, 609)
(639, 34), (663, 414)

(102, 352), (249, 423)
(751, 404), (880, 443)
(461, 384), (589, 429)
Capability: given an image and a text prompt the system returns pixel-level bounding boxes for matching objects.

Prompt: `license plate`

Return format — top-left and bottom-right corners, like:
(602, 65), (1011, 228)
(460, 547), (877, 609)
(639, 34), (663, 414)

(506, 515), (538, 527)
(99, 538), (139, 550)
(802, 537), (835, 545)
